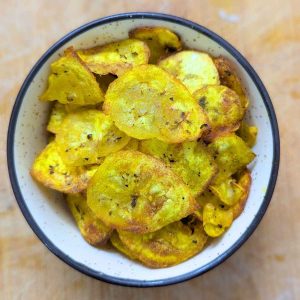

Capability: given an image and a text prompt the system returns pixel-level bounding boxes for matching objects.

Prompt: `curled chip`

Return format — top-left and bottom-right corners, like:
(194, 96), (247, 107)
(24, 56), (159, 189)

(104, 65), (208, 143)
(40, 47), (104, 105)
(237, 121), (258, 147)
(117, 216), (207, 268)
(193, 85), (243, 139)
(202, 202), (233, 237)
(77, 39), (150, 76)
(67, 193), (112, 246)
(158, 51), (220, 94)
(30, 141), (98, 193)
(208, 134), (255, 184)
(129, 27), (181, 63)
(47, 102), (67, 134)
(210, 177), (245, 206)
(214, 56), (249, 110)
(87, 150), (199, 233)
(140, 139), (217, 196)
(56, 110), (130, 166)
(232, 169), (252, 219)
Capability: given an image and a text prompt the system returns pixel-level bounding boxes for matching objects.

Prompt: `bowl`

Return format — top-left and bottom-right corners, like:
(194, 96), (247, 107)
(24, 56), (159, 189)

(7, 12), (280, 287)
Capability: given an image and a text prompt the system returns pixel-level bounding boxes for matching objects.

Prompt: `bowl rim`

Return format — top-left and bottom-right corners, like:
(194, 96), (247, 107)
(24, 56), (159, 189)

(7, 12), (280, 287)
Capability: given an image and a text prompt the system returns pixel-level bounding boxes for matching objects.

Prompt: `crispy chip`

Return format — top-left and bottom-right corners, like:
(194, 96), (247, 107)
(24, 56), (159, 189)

(110, 231), (138, 260)
(140, 140), (217, 196)
(56, 109), (130, 166)
(214, 56), (249, 110)
(47, 102), (67, 134)
(104, 65), (208, 143)
(67, 193), (112, 246)
(30, 141), (98, 193)
(129, 27), (181, 63)
(193, 85), (243, 139)
(87, 150), (198, 233)
(208, 134), (255, 184)
(77, 39), (150, 76)
(40, 47), (104, 105)
(159, 51), (220, 94)
(117, 216), (207, 268)
(237, 121), (258, 147)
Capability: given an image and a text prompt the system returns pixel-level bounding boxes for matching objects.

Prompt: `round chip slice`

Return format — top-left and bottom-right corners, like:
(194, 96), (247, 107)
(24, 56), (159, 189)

(67, 193), (112, 246)
(87, 150), (199, 233)
(30, 141), (98, 193)
(140, 139), (217, 196)
(158, 50), (220, 94)
(56, 109), (130, 166)
(193, 85), (244, 140)
(104, 65), (208, 143)
(117, 216), (208, 268)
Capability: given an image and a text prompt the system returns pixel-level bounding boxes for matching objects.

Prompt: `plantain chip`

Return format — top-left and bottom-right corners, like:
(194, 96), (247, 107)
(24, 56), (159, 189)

(237, 121), (258, 148)
(214, 56), (249, 110)
(30, 141), (98, 193)
(104, 65), (208, 143)
(40, 47), (104, 105)
(67, 193), (112, 246)
(159, 50), (219, 94)
(77, 39), (150, 76)
(208, 134), (255, 184)
(47, 102), (67, 134)
(129, 27), (181, 63)
(117, 216), (207, 268)
(87, 150), (199, 233)
(193, 85), (243, 140)
(56, 109), (130, 166)
(140, 139), (217, 196)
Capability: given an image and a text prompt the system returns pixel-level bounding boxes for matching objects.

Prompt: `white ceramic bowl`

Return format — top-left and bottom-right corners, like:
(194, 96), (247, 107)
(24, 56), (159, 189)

(7, 13), (280, 287)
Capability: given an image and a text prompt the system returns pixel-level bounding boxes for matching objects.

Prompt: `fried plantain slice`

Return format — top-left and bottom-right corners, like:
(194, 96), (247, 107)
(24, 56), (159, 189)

(30, 141), (98, 193)
(104, 65), (208, 143)
(56, 109), (130, 166)
(237, 121), (258, 148)
(158, 51), (219, 94)
(87, 150), (199, 233)
(140, 140), (217, 196)
(67, 193), (112, 246)
(214, 56), (249, 110)
(77, 39), (150, 76)
(40, 47), (104, 105)
(117, 216), (207, 268)
(129, 27), (181, 63)
(47, 102), (67, 134)
(208, 134), (255, 184)
(193, 85), (243, 140)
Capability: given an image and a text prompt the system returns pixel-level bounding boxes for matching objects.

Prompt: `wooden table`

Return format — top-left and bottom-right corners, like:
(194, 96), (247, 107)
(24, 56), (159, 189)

(1, 0), (299, 299)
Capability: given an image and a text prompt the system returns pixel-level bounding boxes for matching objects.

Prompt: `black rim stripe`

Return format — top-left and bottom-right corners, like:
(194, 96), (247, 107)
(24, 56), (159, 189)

(7, 12), (280, 287)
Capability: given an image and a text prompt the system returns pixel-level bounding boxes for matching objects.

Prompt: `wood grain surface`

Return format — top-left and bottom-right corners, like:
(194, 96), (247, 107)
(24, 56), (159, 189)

(1, 0), (299, 299)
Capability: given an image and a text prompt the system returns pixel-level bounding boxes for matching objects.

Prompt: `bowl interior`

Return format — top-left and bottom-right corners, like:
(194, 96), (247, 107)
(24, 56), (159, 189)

(10, 14), (276, 285)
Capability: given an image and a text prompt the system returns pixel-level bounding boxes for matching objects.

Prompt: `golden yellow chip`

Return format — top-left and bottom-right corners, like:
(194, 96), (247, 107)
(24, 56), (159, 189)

(77, 39), (150, 76)
(129, 27), (181, 63)
(140, 140), (217, 196)
(202, 202), (233, 237)
(232, 169), (252, 219)
(56, 109), (130, 166)
(117, 216), (207, 268)
(87, 150), (199, 233)
(40, 47), (104, 105)
(30, 141), (98, 193)
(214, 56), (249, 110)
(237, 121), (258, 147)
(158, 51), (220, 94)
(193, 85), (243, 140)
(104, 65), (208, 143)
(47, 102), (67, 134)
(208, 134), (255, 184)
(67, 193), (112, 246)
